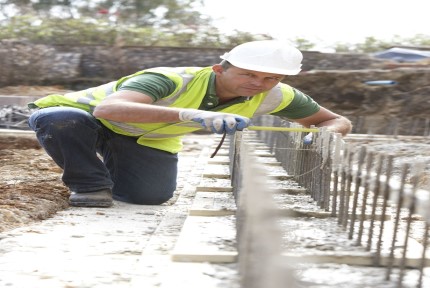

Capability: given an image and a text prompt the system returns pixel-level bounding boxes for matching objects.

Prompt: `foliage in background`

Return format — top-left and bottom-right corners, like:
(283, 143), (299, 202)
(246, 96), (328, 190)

(0, 0), (429, 52)
(332, 35), (430, 53)
(0, 15), (274, 47)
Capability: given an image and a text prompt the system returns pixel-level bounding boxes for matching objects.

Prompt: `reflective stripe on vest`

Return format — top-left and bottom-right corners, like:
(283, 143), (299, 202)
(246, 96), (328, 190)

(105, 120), (202, 137)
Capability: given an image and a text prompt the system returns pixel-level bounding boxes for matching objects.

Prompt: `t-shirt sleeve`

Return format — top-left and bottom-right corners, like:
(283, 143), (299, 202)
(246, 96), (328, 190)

(117, 73), (177, 101)
(271, 88), (320, 119)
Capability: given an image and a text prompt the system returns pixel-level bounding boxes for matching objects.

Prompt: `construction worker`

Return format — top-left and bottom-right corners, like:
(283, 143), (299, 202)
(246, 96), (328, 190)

(28, 40), (352, 208)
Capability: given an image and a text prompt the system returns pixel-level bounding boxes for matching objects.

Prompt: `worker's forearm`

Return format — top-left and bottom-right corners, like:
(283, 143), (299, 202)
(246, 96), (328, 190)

(93, 102), (182, 123)
(316, 116), (352, 136)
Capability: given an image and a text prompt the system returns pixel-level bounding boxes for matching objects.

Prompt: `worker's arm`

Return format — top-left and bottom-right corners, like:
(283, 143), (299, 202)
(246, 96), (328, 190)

(93, 90), (250, 134)
(93, 90), (182, 123)
(292, 107), (352, 136)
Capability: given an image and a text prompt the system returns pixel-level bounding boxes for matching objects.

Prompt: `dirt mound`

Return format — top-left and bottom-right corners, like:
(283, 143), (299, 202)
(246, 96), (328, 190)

(0, 134), (69, 233)
(0, 85), (72, 96)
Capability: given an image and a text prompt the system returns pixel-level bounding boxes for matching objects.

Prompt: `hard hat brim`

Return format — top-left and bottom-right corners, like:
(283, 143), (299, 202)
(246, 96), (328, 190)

(220, 57), (301, 75)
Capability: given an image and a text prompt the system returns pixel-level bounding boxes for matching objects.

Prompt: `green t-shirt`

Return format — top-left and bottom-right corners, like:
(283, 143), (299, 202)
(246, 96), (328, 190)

(117, 72), (320, 119)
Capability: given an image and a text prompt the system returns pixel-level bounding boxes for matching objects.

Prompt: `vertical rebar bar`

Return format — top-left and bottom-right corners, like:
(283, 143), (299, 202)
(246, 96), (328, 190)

(375, 155), (394, 266)
(314, 132), (323, 205)
(386, 163), (409, 281)
(398, 163), (424, 287)
(418, 222), (429, 288)
(342, 149), (354, 230)
(321, 130), (332, 211)
(367, 153), (385, 252)
(338, 144), (350, 225)
(357, 151), (374, 246)
(331, 134), (343, 217)
(349, 146), (367, 240)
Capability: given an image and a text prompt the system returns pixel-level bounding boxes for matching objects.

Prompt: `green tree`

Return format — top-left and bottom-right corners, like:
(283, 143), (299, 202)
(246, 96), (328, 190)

(290, 37), (316, 51)
(345, 34), (430, 53)
(0, 0), (273, 47)
(332, 42), (355, 53)
(0, 0), (210, 28)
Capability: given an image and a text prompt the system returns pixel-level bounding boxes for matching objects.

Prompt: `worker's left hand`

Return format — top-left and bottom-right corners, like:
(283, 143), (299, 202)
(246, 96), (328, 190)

(303, 132), (313, 144)
(179, 109), (250, 134)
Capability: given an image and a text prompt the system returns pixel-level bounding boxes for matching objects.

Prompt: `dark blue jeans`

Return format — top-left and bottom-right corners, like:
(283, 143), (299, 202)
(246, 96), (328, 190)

(28, 107), (178, 205)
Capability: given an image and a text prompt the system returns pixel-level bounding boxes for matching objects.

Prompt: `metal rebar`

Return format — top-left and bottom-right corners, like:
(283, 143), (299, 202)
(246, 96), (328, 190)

(367, 153), (385, 252)
(331, 135), (343, 216)
(349, 146), (367, 240)
(342, 149), (354, 230)
(386, 163), (409, 281)
(357, 151), (374, 246)
(338, 144), (349, 225)
(397, 190), (415, 287)
(375, 155), (394, 266)
(398, 163), (424, 287)
(417, 222), (429, 288)
(321, 131), (331, 211)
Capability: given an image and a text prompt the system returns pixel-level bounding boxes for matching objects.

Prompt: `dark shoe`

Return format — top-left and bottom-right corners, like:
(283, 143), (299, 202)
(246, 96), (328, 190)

(69, 189), (113, 207)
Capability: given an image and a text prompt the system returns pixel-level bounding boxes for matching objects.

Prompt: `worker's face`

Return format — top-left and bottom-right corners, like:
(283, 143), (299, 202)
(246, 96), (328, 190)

(212, 64), (285, 97)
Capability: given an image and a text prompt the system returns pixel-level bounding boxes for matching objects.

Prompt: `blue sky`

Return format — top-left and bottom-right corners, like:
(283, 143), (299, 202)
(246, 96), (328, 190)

(201, 0), (429, 49)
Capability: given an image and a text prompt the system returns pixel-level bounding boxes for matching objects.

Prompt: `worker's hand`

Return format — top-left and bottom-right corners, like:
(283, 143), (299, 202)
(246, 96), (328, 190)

(303, 132), (313, 145)
(179, 109), (250, 134)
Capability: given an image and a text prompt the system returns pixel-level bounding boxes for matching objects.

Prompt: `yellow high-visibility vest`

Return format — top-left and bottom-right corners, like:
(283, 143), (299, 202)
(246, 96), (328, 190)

(32, 67), (295, 153)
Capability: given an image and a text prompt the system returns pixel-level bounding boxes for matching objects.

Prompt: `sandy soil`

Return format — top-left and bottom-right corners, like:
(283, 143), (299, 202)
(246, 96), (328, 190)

(0, 137), (69, 233)
(0, 86), (71, 233)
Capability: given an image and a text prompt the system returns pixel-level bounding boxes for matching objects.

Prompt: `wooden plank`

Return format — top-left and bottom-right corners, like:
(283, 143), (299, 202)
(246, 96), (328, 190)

(198, 178), (233, 191)
(275, 208), (390, 220)
(171, 215), (237, 263)
(268, 174), (295, 181)
(282, 252), (430, 268)
(208, 159), (282, 166)
(208, 160), (230, 165)
(203, 164), (230, 175)
(196, 186), (233, 192)
(213, 151), (272, 157)
(189, 192), (236, 216)
(260, 161), (282, 166)
(202, 173), (230, 179)
(273, 187), (308, 194)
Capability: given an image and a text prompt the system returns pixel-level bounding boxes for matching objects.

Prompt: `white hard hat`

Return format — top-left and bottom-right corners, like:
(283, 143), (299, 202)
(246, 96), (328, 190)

(220, 40), (303, 75)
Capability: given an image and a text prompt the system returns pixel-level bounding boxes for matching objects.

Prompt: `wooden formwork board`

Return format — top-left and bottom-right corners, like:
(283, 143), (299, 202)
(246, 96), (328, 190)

(197, 177), (233, 192)
(203, 163), (230, 175)
(282, 224), (429, 269)
(209, 155), (281, 165)
(189, 191), (236, 216)
(282, 252), (430, 269)
(195, 186), (233, 192)
(171, 215), (237, 263)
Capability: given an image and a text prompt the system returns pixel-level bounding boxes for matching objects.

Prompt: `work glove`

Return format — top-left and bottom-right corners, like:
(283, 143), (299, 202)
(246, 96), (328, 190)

(179, 109), (250, 134)
(303, 132), (313, 145)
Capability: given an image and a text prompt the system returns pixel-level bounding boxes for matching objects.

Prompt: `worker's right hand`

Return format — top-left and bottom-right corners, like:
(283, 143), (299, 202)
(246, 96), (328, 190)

(179, 109), (250, 134)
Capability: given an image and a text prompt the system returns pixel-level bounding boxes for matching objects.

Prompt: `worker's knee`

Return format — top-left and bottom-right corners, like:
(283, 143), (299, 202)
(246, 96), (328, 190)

(113, 189), (174, 205)
(28, 107), (100, 133)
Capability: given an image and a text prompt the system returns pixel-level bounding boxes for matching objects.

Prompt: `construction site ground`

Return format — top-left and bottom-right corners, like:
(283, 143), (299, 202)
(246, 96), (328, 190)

(0, 130), (242, 287)
(2, 129), (430, 287)
(1, 88), (430, 287)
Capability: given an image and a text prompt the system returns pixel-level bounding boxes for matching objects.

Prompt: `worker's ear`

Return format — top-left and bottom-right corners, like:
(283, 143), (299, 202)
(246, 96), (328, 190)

(212, 64), (224, 74)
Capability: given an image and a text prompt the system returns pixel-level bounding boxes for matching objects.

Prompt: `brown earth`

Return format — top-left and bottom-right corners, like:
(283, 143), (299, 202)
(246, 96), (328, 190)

(0, 133), (69, 233)
(0, 86), (71, 233)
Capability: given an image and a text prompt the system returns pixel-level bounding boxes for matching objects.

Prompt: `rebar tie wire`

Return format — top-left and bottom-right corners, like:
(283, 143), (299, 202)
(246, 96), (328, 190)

(210, 131), (227, 158)
(209, 132), (316, 158)
(210, 129), (326, 180)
